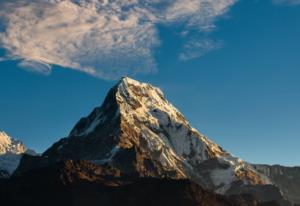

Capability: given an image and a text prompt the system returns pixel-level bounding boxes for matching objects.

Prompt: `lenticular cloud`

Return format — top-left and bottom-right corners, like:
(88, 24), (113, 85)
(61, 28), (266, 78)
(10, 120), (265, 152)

(0, 0), (236, 79)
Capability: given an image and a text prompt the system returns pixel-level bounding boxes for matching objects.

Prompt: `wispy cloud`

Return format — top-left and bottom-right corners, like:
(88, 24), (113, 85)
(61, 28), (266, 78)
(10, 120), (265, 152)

(0, 0), (237, 79)
(272, 0), (300, 5)
(179, 39), (224, 61)
(18, 60), (52, 75)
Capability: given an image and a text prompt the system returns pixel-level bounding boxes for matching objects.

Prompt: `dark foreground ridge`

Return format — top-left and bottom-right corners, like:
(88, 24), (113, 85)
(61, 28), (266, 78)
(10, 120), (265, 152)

(0, 160), (279, 206)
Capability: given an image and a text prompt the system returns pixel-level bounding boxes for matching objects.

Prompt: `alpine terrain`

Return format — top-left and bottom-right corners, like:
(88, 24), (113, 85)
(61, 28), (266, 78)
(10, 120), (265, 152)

(0, 131), (35, 178)
(1, 77), (299, 205)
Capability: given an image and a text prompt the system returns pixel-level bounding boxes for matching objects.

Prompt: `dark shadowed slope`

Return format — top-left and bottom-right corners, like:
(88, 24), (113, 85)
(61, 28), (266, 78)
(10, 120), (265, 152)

(0, 160), (280, 206)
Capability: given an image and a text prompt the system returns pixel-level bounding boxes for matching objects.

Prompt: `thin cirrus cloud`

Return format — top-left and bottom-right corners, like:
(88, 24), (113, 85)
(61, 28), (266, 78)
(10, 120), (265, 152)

(0, 0), (237, 79)
(179, 39), (224, 61)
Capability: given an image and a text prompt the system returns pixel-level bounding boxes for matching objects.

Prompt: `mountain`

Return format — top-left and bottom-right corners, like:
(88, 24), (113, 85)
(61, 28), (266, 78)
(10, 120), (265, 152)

(0, 131), (35, 177)
(253, 164), (300, 205)
(14, 77), (291, 205)
(0, 159), (280, 206)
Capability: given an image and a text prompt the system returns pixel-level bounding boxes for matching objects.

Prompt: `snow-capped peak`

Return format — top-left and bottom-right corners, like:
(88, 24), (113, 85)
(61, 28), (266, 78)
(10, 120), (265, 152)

(0, 131), (25, 155)
(116, 77), (227, 157)
(44, 77), (271, 195)
(0, 131), (35, 177)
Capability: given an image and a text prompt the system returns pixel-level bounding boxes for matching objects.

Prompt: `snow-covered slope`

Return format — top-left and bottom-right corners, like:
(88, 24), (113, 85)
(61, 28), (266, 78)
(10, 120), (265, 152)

(0, 131), (34, 176)
(0, 131), (25, 154)
(42, 77), (284, 202)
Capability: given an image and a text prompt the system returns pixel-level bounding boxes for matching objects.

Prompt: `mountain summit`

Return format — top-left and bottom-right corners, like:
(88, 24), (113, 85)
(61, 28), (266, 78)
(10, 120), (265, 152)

(39, 77), (285, 202)
(0, 131), (25, 155)
(0, 131), (33, 177)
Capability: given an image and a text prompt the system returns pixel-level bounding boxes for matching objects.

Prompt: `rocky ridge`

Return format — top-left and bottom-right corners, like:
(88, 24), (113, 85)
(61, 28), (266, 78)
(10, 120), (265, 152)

(253, 164), (300, 205)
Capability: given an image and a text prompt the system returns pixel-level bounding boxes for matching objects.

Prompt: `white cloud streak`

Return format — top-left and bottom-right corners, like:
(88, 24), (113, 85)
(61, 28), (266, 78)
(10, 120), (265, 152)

(18, 60), (52, 75)
(0, 0), (237, 79)
(179, 39), (224, 61)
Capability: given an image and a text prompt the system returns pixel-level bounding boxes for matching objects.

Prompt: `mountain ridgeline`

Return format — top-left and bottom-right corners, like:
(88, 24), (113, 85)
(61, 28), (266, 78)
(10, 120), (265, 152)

(0, 131), (36, 178)
(2, 77), (299, 206)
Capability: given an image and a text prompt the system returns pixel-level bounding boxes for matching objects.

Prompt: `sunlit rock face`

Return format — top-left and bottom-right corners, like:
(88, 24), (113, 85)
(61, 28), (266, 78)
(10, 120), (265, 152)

(38, 77), (287, 203)
(0, 131), (25, 155)
(0, 131), (26, 176)
(0, 131), (36, 177)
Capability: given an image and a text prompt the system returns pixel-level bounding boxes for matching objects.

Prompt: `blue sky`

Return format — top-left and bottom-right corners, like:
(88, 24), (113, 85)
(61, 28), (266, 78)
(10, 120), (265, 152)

(0, 0), (300, 166)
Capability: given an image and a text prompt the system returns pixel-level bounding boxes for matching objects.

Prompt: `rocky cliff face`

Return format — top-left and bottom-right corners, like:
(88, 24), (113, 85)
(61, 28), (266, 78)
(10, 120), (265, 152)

(253, 164), (300, 205)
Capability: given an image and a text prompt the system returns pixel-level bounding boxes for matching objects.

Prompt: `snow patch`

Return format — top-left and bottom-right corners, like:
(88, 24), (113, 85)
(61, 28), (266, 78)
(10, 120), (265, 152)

(92, 146), (120, 164)
(211, 167), (236, 193)
(74, 113), (108, 137)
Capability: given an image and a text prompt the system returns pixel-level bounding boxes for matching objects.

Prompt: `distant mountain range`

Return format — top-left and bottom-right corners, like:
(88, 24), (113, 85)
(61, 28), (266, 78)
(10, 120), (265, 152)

(1, 77), (299, 206)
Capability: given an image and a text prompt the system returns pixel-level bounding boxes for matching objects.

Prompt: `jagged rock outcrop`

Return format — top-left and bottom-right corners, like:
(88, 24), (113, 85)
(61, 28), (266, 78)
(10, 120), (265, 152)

(253, 164), (300, 205)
